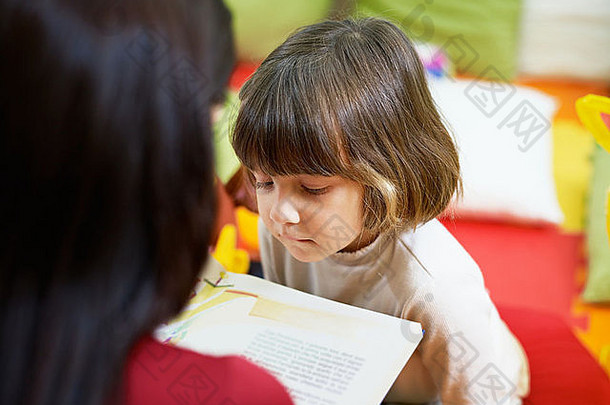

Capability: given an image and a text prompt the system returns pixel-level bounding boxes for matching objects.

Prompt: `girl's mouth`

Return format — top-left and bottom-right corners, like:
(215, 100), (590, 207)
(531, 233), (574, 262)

(281, 234), (314, 243)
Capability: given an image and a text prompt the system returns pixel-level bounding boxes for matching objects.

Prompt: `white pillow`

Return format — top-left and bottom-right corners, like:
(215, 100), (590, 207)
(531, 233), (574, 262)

(518, 0), (610, 83)
(428, 77), (564, 225)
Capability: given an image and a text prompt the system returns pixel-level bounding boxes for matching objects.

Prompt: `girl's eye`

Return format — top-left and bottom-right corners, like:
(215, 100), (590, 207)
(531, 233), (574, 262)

(255, 181), (274, 191)
(253, 179), (328, 195)
(302, 186), (328, 195)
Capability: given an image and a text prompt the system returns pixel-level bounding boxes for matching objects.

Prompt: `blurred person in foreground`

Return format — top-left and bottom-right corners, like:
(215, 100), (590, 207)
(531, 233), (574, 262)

(0, 0), (293, 404)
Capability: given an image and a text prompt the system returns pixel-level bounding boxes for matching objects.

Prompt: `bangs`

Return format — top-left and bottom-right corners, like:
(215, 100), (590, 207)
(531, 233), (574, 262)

(231, 60), (351, 178)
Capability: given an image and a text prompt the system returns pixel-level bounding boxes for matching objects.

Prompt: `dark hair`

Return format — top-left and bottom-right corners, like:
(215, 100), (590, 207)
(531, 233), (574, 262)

(232, 18), (461, 234)
(0, 1), (233, 404)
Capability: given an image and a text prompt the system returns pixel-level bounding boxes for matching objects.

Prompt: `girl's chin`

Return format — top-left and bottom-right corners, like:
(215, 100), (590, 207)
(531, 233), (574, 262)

(285, 243), (331, 263)
(291, 253), (328, 263)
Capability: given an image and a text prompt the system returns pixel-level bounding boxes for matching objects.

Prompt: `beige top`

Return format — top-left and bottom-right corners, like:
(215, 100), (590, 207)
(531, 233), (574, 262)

(259, 217), (529, 405)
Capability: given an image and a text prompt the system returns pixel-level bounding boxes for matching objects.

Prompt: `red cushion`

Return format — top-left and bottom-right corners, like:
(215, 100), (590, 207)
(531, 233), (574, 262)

(440, 218), (584, 326)
(499, 307), (610, 405)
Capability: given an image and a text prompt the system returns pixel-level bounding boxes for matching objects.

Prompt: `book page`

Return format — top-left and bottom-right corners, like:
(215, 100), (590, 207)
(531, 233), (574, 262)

(156, 259), (423, 405)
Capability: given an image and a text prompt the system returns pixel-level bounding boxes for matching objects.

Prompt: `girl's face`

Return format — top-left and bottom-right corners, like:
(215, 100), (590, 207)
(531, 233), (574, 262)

(253, 171), (374, 263)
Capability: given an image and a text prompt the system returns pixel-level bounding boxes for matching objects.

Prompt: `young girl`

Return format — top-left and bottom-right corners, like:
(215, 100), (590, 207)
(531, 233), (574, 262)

(232, 18), (529, 404)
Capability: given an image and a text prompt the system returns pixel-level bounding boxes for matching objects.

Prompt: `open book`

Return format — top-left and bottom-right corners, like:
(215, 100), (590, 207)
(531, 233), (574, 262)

(156, 259), (423, 405)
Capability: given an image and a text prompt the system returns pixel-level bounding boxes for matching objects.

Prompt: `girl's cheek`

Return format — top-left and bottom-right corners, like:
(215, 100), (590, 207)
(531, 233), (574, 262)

(256, 195), (273, 222)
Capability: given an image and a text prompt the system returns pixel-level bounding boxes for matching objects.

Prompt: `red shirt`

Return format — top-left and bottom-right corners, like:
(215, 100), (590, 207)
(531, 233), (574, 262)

(125, 336), (294, 405)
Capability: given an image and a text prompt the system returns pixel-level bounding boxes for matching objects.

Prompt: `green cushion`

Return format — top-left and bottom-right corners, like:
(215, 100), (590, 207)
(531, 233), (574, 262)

(354, 0), (522, 80)
(583, 145), (610, 303)
(224, 0), (334, 62)
(213, 91), (241, 183)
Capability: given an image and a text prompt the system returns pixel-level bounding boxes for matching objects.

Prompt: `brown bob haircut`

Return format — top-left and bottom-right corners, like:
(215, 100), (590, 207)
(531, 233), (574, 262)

(232, 18), (461, 235)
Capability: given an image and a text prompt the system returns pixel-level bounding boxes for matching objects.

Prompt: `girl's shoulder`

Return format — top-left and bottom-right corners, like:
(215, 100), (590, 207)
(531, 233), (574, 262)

(398, 218), (482, 282)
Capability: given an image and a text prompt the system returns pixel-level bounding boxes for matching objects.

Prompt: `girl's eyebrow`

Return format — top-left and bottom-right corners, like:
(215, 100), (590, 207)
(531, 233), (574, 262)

(296, 174), (337, 184)
(298, 173), (336, 179)
(250, 171), (336, 183)
(250, 169), (269, 178)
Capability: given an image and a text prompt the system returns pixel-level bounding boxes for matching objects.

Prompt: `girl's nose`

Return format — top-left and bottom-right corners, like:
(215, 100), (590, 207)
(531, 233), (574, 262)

(269, 197), (300, 224)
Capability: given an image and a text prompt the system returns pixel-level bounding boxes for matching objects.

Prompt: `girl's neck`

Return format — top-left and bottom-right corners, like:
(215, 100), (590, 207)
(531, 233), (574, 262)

(340, 228), (380, 253)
